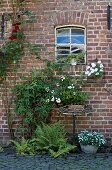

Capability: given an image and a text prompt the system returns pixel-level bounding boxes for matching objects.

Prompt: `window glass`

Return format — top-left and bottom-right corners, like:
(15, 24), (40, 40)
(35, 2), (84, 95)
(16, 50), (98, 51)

(55, 26), (86, 64)
(56, 29), (70, 44)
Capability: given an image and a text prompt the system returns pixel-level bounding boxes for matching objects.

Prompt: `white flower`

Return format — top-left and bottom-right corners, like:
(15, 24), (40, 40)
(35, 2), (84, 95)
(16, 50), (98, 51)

(56, 98), (61, 103)
(61, 76), (65, 81)
(94, 68), (98, 72)
(86, 66), (90, 70)
(100, 64), (104, 68)
(46, 99), (50, 103)
(45, 87), (49, 92)
(95, 72), (99, 75)
(68, 86), (72, 89)
(91, 69), (95, 73)
(56, 83), (59, 87)
(100, 69), (103, 72)
(85, 71), (90, 75)
(51, 96), (55, 102)
(91, 63), (96, 68)
(71, 84), (74, 88)
(90, 67), (93, 71)
(51, 90), (54, 93)
(97, 60), (101, 64)
(88, 73), (92, 76)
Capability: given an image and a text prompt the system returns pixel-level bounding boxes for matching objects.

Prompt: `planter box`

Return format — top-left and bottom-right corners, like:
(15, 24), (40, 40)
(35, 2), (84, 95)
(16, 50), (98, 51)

(59, 105), (85, 114)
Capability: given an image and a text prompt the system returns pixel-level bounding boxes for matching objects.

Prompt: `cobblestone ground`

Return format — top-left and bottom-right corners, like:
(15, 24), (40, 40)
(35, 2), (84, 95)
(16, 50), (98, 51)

(0, 152), (112, 170)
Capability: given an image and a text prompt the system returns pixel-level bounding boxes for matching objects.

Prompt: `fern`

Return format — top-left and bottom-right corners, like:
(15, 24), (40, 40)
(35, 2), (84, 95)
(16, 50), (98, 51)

(49, 144), (75, 158)
(11, 137), (31, 155)
(33, 122), (76, 157)
(34, 122), (66, 149)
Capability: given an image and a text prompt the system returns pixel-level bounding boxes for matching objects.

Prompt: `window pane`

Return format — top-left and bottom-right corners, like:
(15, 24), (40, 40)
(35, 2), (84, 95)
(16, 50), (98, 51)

(57, 46), (70, 55)
(57, 36), (70, 44)
(71, 35), (84, 44)
(71, 44), (84, 52)
(56, 28), (70, 44)
(71, 29), (84, 44)
(57, 29), (69, 36)
(71, 46), (80, 53)
(71, 29), (84, 35)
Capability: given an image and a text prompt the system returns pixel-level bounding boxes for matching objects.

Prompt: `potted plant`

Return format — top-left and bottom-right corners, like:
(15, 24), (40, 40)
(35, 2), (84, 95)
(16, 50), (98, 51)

(78, 130), (106, 153)
(66, 52), (85, 66)
(85, 59), (104, 79)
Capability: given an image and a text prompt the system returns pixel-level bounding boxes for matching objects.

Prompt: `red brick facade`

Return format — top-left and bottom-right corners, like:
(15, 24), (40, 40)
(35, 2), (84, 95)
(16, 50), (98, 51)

(0, 0), (112, 144)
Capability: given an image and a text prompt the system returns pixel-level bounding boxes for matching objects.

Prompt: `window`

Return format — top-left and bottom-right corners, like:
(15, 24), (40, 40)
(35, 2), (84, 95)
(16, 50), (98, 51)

(55, 26), (86, 64)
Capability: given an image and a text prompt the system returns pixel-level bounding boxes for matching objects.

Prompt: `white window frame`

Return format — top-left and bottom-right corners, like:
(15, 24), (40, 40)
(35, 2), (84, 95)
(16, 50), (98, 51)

(55, 25), (86, 64)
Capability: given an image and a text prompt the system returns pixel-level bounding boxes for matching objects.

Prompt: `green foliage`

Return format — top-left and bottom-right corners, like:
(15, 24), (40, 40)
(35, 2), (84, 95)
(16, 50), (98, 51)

(14, 61), (89, 136)
(0, 40), (23, 78)
(11, 137), (30, 155)
(49, 144), (75, 158)
(0, 0), (41, 140)
(66, 52), (85, 64)
(53, 75), (89, 105)
(11, 122), (75, 157)
(11, 137), (36, 155)
(32, 122), (76, 157)
(14, 76), (53, 136)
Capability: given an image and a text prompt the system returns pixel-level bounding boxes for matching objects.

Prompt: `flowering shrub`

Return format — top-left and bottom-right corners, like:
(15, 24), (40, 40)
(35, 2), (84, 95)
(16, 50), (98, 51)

(85, 60), (104, 78)
(78, 130), (106, 147)
(14, 61), (89, 137)
(46, 74), (89, 106)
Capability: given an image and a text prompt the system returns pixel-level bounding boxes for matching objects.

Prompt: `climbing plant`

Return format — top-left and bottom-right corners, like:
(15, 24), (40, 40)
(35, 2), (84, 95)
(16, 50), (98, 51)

(0, 0), (40, 139)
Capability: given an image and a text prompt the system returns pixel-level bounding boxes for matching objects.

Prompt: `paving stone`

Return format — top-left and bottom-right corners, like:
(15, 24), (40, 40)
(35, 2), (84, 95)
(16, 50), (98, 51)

(0, 153), (112, 170)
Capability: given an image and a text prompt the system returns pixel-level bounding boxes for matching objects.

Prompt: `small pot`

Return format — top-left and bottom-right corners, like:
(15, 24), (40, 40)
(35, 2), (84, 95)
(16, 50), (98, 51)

(70, 59), (77, 66)
(80, 144), (98, 154)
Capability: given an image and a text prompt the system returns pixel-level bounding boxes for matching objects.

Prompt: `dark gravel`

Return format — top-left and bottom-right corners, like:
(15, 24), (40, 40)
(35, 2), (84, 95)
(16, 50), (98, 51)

(0, 152), (112, 170)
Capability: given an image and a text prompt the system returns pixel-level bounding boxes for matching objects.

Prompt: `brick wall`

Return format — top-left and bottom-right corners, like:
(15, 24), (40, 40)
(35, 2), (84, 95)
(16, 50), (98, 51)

(0, 0), (112, 144)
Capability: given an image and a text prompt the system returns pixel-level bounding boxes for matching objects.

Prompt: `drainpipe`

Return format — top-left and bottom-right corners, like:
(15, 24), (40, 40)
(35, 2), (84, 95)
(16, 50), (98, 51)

(107, 0), (111, 30)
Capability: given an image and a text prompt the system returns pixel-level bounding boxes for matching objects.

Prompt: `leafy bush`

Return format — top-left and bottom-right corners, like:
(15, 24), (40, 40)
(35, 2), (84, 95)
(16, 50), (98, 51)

(14, 61), (89, 137)
(14, 76), (53, 137)
(32, 122), (75, 157)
